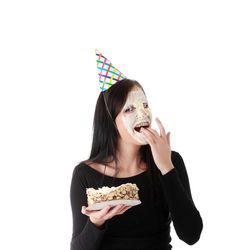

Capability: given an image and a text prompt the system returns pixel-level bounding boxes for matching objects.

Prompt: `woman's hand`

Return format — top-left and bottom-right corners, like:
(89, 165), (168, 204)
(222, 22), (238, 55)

(141, 117), (175, 175)
(81, 204), (132, 228)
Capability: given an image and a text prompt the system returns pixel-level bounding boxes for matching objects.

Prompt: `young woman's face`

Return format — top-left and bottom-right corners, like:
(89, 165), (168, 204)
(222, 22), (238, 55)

(115, 86), (152, 145)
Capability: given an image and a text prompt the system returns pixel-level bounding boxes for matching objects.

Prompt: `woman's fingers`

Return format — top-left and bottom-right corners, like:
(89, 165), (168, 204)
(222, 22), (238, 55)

(141, 127), (155, 144)
(105, 204), (125, 219)
(95, 204), (113, 218)
(155, 117), (166, 137)
(82, 205), (111, 217)
(166, 132), (171, 146)
(81, 206), (89, 215)
(116, 205), (132, 215)
(143, 127), (159, 138)
(108, 204), (132, 215)
(82, 204), (131, 219)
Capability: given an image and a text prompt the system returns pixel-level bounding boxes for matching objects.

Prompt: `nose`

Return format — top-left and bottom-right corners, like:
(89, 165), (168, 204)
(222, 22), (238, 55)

(136, 107), (148, 119)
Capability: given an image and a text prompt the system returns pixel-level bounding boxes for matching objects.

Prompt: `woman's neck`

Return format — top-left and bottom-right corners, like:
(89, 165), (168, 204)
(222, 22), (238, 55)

(114, 140), (143, 174)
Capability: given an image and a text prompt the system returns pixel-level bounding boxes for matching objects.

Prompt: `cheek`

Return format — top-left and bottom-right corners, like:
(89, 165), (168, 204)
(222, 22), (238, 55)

(115, 114), (136, 142)
(116, 114), (149, 145)
(121, 114), (135, 133)
(146, 109), (152, 120)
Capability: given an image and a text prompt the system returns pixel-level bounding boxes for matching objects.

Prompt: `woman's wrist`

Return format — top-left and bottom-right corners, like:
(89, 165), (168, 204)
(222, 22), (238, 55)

(90, 217), (106, 228)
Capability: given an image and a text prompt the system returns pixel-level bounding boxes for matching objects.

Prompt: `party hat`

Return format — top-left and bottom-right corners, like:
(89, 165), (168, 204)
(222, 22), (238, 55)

(95, 49), (127, 91)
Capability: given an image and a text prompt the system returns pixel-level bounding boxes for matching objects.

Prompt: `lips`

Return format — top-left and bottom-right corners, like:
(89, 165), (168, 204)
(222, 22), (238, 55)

(134, 121), (150, 133)
(134, 125), (149, 133)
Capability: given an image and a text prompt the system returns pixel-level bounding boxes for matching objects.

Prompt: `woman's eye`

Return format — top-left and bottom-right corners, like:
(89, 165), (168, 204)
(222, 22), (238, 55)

(125, 106), (134, 112)
(125, 104), (148, 112)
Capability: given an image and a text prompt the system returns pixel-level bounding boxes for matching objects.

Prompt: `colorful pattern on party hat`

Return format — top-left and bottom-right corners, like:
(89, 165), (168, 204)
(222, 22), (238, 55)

(95, 49), (127, 91)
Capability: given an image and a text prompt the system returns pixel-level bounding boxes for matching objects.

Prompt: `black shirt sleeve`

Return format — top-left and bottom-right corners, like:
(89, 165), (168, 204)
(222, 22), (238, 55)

(158, 152), (203, 245)
(70, 168), (108, 250)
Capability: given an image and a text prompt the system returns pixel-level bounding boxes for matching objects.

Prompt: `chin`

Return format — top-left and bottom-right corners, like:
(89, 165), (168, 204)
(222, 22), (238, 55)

(130, 130), (148, 145)
(139, 141), (148, 146)
(134, 137), (148, 145)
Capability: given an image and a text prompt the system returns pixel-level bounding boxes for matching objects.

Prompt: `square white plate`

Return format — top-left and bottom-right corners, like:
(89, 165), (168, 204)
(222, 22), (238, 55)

(86, 199), (142, 211)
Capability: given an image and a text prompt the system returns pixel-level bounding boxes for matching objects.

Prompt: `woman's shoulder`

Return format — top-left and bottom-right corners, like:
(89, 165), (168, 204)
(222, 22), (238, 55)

(171, 149), (189, 176)
(72, 160), (93, 178)
(171, 150), (180, 162)
(171, 150), (186, 170)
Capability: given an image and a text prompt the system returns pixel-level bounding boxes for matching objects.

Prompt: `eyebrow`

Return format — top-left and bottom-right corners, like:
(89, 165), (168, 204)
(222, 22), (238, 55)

(125, 101), (148, 107)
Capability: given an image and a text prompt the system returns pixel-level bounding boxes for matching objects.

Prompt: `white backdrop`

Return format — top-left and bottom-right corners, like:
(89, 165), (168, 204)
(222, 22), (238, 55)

(0, 0), (249, 249)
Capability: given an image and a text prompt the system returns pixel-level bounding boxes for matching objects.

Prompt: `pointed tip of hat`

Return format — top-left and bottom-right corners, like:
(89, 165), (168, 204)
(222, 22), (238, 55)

(95, 49), (127, 92)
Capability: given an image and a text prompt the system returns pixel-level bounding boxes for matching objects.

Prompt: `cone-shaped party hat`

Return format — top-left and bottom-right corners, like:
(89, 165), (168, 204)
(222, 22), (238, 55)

(95, 49), (127, 91)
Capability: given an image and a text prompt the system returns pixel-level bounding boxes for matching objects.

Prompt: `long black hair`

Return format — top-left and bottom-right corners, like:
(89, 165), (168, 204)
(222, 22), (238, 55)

(79, 78), (162, 201)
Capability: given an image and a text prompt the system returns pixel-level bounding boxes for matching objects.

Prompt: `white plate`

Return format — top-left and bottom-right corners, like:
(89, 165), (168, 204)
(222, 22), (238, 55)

(86, 199), (142, 211)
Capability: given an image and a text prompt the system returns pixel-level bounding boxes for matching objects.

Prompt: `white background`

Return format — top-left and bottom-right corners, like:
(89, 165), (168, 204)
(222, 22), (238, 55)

(0, 0), (249, 249)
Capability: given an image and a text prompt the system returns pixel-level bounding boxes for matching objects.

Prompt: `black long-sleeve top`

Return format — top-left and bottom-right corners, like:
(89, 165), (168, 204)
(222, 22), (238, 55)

(70, 151), (203, 250)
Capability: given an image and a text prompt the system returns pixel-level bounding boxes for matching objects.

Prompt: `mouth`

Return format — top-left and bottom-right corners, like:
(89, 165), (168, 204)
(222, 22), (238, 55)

(134, 121), (150, 133)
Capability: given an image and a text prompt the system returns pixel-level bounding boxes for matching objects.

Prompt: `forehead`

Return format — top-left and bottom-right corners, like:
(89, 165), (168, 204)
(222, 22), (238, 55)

(125, 89), (147, 103)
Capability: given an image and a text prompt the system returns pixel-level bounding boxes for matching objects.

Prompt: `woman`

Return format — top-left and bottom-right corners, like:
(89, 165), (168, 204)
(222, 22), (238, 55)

(70, 79), (203, 250)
